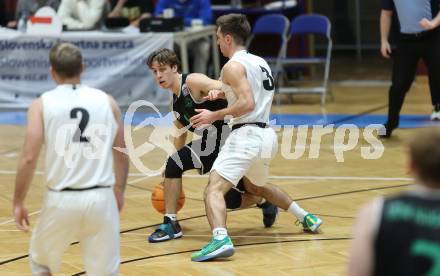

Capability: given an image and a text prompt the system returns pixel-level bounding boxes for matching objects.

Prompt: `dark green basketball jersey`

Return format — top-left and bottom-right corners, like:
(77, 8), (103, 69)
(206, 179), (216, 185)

(374, 192), (440, 276)
(172, 74), (228, 133)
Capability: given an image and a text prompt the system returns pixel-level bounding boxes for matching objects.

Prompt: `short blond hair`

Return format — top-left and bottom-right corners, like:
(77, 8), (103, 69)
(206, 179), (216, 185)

(49, 42), (82, 78)
(146, 48), (181, 73)
(216, 13), (251, 46)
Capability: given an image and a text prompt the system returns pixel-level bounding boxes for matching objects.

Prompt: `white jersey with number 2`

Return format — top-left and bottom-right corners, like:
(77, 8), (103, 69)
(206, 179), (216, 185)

(41, 84), (117, 191)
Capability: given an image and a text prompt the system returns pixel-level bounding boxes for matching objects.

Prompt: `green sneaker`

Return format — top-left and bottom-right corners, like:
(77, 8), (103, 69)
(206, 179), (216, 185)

(301, 213), (322, 232)
(191, 236), (235, 262)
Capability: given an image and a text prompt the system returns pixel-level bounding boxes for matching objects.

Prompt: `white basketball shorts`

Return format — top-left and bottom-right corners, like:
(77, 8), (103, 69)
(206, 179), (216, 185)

(211, 125), (278, 186)
(29, 187), (120, 275)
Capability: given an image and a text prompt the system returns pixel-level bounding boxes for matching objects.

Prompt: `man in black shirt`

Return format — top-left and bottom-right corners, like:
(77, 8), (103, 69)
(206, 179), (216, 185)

(349, 127), (440, 276)
(380, 0), (440, 138)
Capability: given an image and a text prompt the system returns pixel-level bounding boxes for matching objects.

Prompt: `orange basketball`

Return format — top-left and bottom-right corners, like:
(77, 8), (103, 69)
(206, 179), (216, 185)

(151, 183), (185, 214)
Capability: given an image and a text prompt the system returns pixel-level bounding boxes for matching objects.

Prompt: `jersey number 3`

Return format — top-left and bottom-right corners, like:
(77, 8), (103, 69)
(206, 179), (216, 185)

(70, 108), (90, 143)
(260, 66), (274, 91)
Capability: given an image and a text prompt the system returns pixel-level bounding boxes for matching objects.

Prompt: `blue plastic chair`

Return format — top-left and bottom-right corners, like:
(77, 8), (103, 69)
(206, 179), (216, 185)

(277, 14), (332, 105)
(247, 14), (290, 77)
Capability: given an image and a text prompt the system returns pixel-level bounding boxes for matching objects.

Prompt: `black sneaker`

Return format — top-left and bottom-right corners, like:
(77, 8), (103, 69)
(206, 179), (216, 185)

(378, 124), (394, 139)
(148, 216), (183, 243)
(257, 201), (279, 228)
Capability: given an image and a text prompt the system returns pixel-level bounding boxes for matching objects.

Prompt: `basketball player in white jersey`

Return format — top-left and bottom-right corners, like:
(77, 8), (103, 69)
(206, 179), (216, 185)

(13, 42), (128, 275)
(190, 14), (322, 262)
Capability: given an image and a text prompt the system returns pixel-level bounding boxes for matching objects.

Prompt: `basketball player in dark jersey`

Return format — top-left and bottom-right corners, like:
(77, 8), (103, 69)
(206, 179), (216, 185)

(349, 127), (440, 276)
(146, 48), (278, 242)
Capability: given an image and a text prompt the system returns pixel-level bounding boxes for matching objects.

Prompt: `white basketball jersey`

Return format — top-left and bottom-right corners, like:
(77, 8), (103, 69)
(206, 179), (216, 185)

(220, 50), (275, 125)
(41, 84), (117, 191)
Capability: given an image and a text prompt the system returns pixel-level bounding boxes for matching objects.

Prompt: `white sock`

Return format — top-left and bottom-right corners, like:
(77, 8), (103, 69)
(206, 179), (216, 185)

(213, 227), (228, 240)
(165, 214), (177, 221)
(287, 202), (308, 221)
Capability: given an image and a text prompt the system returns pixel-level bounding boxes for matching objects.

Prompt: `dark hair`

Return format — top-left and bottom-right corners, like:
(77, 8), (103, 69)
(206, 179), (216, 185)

(409, 127), (440, 185)
(49, 42), (82, 78)
(146, 48), (181, 73)
(216, 13), (251, 46)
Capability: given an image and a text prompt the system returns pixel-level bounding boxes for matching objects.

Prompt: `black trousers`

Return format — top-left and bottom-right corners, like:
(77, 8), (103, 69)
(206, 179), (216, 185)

(386, 29), (440, 129)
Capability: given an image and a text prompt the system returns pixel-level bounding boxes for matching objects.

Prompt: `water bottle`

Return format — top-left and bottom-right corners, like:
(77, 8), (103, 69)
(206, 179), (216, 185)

(18, 12), (28, 33)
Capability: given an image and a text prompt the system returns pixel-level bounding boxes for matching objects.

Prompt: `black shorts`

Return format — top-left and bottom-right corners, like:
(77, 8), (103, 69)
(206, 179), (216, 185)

(165, 123), (230, 178)
(187, 137), (220, 174)
(164, 126), (244, 209)
(164, 137), (222, 177)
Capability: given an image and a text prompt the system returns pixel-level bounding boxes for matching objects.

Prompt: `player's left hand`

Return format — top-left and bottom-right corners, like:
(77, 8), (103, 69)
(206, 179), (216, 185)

(203, 89), (225, 101)
(420, 18), (436, 30)
(190, 109), (216, 128)
(14, 203), (30, 232)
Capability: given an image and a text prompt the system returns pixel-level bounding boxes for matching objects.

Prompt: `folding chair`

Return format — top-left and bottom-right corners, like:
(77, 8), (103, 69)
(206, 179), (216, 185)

(277, 14), (332, 105)
(247, 14), (290, 78)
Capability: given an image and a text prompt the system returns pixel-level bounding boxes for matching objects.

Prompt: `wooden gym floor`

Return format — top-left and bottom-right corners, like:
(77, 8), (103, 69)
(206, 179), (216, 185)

(0, 79), (437, 275)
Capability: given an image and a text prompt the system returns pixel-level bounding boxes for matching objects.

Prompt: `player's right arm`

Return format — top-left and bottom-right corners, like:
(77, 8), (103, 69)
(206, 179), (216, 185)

(160, 113), (188, 178)
(185, 73), (224, 100)
(186, 73), (226, 101)
(109, 95), (129, 212)
(13, 98), (44, 232)
(203, 89), (226, 101)
(173, 120), (187, 152)
(190, 61), (254, 127)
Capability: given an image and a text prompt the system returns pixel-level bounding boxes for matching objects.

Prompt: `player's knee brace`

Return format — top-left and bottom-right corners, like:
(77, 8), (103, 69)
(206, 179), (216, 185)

(224, 188), (242, 209)
(164, 157), (184, 178)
